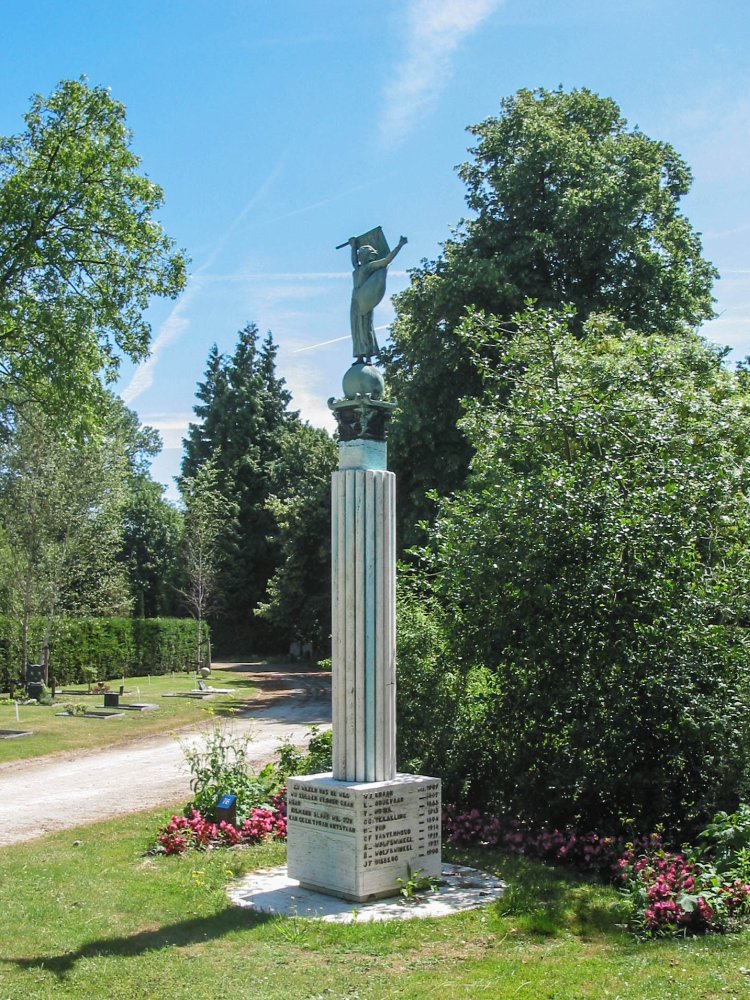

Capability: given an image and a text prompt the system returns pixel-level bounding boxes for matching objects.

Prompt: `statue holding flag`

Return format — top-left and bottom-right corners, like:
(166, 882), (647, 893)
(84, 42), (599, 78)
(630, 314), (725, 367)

(337, 227), (407, 361)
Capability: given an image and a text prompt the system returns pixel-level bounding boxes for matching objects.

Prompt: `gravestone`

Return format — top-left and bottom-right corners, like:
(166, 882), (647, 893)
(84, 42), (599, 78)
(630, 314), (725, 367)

(26, 663), (45, 700)
(286, 229), (441, 902)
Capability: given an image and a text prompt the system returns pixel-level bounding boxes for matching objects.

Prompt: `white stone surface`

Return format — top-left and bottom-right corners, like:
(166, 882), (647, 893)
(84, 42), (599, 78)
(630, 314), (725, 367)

(286, 772), (441, 902)
(228, 863), (505, 923)
(331, 465), (396, 782)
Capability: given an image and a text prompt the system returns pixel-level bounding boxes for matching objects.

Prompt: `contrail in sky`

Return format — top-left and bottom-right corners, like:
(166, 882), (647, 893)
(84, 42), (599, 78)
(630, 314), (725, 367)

(292, 325), (390, 354)
(121, 155), (288, 405)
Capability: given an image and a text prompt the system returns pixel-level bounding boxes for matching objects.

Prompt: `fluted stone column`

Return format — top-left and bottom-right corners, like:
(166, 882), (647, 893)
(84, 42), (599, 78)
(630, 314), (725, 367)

(331, 440), (396, 783)
(286, 358), (441, 902)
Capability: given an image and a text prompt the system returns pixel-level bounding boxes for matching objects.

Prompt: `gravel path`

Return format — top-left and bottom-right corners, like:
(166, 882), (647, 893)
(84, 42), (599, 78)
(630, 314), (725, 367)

(0, 661), (331, 846)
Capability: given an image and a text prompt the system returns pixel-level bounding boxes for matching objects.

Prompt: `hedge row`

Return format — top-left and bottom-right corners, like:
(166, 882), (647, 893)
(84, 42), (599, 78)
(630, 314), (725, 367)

(0, 617), (210, 689)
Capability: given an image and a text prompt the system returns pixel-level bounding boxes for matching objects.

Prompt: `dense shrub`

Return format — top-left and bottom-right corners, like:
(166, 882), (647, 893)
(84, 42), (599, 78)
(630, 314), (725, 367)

(398, 312), (750, 836)
(264, 726), (333, 786)
(0, 616), (209, 688)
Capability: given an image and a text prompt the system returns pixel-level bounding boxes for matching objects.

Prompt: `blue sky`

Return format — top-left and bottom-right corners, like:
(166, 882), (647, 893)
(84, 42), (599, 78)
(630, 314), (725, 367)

(1, 1), (748, 498)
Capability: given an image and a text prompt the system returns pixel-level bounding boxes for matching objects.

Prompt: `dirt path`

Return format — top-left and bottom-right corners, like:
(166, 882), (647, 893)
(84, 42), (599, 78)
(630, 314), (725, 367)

(0, 661), (331, 847)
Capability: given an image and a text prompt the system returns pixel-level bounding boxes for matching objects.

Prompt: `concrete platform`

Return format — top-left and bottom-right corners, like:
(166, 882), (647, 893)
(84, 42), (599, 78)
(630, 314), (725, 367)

(227, 863), (505, 923)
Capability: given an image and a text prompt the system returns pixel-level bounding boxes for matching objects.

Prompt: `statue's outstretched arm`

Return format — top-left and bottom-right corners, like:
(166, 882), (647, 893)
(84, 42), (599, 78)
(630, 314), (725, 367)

(366, 236), (408, 274)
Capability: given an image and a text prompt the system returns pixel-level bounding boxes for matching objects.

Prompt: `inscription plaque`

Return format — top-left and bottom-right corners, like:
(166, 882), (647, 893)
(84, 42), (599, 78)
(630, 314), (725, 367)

(287, 772), (441, 901)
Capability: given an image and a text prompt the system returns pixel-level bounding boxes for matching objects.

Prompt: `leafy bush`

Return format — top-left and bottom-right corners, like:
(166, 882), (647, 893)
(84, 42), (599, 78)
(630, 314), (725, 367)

(182, 726), (275, 823)
(395, 585), (464, 781)
(265, 727), (332, 786)
(698, 805), (750, 880)
(407, 310), (750, 835)
(62, 702), (87, 716)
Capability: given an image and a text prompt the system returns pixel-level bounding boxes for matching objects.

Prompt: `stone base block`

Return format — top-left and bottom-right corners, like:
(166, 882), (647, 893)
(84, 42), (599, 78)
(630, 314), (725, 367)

(286, 772), (441, 902)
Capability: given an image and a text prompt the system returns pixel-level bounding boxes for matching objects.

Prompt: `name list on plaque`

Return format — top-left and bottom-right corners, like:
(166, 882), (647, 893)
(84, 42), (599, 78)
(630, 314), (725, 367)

(286, 773), (442, 901)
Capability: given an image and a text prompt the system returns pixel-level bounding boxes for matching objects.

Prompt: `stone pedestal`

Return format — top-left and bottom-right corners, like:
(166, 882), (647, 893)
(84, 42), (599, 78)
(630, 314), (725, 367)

(286, 772), (441, 902)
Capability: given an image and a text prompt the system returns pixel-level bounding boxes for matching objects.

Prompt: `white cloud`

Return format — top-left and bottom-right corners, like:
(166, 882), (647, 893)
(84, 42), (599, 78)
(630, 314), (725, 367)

(142, 413), (194, 451)
(380, 0), (503, 147)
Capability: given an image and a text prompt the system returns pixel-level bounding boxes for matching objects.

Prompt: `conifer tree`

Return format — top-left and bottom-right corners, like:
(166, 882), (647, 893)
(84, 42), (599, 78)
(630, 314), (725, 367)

(182, 323), (303, 644)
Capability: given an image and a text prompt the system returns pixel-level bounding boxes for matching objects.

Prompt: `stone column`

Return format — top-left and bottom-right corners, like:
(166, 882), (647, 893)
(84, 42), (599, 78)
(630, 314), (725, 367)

(286, 362), (441, 902)
(331, 440), (396, 783)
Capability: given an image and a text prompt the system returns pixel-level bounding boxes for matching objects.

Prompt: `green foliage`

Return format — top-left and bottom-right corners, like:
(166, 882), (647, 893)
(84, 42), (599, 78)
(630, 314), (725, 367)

(396, 865), (440, 901)
(0, 403), (135, 677)
(385, 86), (718, 546)
(111, 399), (183, 618)
(698, 806), (750, 879)
(177, 459), (238, 666)
(0, 78), (186, 427)
(256, 422), (337, 650)
(61, 702), (87, 716)
(406, 308), (750, 835)
(35, 683), (53, 706)
(182, 726), (275, 823)
(0, 616), (208, 689)
(183, 325), (330, 648)
(395, 583), (463, 781)
(265, 726), (333, 786)
(120, 477), (182, 618)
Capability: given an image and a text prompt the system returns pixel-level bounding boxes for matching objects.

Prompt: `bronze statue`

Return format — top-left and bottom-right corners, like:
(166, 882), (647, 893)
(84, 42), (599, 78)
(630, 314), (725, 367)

(337, 227), (407, 361)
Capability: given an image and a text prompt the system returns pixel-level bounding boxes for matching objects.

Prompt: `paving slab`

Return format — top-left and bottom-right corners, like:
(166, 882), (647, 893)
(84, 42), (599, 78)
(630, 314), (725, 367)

(227, 863), (505, 923)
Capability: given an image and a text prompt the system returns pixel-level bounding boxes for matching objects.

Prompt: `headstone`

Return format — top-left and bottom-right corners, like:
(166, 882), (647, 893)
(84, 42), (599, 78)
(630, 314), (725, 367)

(286, 229), (441, 902)
(26, 664), (44, 685)
(103, 692), (119, 707)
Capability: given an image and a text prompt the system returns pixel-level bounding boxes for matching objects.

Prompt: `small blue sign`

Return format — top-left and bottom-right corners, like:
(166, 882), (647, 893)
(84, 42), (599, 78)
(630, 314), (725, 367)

(216, 794), (236, 810)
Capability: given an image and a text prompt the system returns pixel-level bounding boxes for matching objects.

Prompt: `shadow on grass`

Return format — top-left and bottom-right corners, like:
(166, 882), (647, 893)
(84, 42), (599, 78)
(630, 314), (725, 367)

(447, 846), (626, 940)
(2, 906), (274, 979)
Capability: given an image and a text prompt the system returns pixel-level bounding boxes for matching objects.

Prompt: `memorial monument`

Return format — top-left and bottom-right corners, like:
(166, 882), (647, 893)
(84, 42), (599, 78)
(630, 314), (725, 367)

(286, 228), (442, 901)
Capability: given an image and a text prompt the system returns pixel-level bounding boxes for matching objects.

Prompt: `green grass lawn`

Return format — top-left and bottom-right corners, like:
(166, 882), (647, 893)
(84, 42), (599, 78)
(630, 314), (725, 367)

(0, 667), (259, 764)
(0, 810), (748, 1000)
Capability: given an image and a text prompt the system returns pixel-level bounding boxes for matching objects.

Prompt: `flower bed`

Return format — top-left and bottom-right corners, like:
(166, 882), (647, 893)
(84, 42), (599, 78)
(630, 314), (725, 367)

(156, 793), (287, 855)
(441, 804), (661, 876)
(441, 803), (750, 937)
(617, 848), (750, 936)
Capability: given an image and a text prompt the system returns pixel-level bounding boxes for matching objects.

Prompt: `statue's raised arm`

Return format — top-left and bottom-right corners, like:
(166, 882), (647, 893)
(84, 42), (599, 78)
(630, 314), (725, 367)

(338, 227), (407, 362)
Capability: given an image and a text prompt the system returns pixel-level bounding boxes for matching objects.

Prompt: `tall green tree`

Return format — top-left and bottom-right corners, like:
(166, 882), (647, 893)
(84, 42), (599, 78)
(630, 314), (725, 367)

(0, 405), (131, 678)
(178, 460), (237, 670)
(103, 396), (182, 617)
(120, 478), (182, 618)
(256, 422), (337, 650)
(0, 78), (186, 427)
(385, 87), (718, 545)
(182, 323), (300, 642)
(399, 308), (750, 834)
